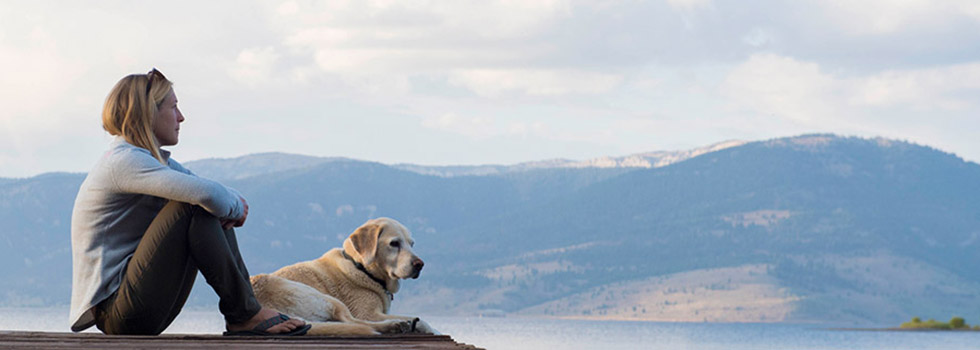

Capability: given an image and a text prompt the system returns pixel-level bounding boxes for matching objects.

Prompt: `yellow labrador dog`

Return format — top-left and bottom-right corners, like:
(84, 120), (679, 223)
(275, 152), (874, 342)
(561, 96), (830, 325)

(249, 217), (438, 335)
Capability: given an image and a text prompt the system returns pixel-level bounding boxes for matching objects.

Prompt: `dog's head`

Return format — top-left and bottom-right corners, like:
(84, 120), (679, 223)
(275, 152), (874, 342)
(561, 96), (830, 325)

(343, 217), (424, 280)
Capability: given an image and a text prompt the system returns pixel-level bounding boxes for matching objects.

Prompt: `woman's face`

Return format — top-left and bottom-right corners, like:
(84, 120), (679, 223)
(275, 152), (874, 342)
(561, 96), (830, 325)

(152, 90), (184, 146)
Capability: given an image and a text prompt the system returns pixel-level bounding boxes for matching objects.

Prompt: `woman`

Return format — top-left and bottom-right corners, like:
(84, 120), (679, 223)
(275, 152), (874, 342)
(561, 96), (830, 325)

(69, 69), (310, 336)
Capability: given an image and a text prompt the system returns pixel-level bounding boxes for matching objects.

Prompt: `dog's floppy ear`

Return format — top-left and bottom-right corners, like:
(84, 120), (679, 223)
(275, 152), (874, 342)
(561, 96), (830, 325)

(345, 221), (383, 265)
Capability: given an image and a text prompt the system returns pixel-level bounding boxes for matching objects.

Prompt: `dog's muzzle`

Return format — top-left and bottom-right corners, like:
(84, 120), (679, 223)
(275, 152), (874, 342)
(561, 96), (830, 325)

(410, 258), (424, 279)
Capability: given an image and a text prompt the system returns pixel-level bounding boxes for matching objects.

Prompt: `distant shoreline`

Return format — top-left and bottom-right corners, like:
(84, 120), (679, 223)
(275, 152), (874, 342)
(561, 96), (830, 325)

(829, 327), (980, 332)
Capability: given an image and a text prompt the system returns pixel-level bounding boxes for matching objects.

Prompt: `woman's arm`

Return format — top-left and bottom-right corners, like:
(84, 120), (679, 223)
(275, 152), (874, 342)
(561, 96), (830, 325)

(168, 157), (249, 228)
(109, 149), (245, 220)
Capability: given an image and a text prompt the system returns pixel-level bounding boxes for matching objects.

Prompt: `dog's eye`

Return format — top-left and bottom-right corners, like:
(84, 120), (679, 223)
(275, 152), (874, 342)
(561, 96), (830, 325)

(389, 241), (401, 248)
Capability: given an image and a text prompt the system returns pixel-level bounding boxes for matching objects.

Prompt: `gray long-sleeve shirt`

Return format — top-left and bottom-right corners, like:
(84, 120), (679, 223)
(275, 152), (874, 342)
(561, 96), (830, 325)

(69, 137), (244, 332)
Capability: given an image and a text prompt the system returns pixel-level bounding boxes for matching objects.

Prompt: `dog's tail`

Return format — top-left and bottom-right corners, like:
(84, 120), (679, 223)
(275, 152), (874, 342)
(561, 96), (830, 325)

(307, 318), (418, 336)
(305, 321), (379, 336)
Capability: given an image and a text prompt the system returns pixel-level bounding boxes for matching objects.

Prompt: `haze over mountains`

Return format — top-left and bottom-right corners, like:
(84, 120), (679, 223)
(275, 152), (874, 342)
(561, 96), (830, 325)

(2, 134), (978, 326)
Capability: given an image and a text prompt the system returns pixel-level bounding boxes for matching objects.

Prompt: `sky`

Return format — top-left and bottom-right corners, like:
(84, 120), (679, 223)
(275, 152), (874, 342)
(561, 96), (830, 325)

(2, 0), (980, 178)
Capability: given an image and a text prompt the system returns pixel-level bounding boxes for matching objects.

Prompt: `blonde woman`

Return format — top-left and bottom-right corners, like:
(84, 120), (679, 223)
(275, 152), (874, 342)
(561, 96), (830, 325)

(69, 69), (310, 336)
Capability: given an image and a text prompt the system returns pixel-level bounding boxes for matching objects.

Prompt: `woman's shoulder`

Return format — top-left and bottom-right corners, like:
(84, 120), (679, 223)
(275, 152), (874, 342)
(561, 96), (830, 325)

(103, 139), (163, 169)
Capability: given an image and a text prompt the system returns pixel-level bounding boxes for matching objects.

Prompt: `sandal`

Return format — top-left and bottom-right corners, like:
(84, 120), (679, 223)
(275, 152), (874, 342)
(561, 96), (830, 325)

(223, 313), (312, 336)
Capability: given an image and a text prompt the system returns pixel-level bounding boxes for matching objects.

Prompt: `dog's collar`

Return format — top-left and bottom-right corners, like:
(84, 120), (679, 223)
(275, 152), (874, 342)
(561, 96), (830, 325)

(342, 250), (393, 301)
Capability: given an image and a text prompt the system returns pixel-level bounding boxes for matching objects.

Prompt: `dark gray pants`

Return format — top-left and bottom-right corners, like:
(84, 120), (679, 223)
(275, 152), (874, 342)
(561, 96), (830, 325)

(95, 201), (262, 335)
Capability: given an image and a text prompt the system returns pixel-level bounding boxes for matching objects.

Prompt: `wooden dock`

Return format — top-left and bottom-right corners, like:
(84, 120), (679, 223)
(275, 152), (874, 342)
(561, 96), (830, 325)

(0, 331), (484, 350)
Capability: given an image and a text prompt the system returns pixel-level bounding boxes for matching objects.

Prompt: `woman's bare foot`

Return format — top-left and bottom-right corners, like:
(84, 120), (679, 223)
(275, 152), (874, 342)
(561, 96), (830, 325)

(226, 307), (307, 334)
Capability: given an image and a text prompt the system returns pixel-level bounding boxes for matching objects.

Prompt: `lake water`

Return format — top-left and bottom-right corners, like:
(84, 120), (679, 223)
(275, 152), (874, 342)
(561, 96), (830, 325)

(2, 307), (979, 350)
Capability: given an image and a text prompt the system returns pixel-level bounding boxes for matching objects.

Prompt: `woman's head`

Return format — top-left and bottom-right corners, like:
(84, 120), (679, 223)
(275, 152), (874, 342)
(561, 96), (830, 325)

(102, 68), (183, 164)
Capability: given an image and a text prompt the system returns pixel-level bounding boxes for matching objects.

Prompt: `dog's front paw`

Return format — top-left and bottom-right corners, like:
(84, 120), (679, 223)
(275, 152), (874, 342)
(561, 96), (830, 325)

(374, 318), (414, 334)
(411, 318), (439, 334)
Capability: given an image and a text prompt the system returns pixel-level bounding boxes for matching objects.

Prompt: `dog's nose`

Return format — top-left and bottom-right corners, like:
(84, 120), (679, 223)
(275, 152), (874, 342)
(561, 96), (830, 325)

(410, 258), (425, 279)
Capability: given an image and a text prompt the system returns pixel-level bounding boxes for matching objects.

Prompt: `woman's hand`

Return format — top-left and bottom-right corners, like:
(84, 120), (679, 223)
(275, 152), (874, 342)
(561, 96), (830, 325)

(221, 197), (249, 229)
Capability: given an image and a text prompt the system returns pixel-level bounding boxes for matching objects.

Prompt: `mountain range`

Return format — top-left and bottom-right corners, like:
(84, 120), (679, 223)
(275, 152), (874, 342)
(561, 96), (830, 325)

(1, 134), (977, 326)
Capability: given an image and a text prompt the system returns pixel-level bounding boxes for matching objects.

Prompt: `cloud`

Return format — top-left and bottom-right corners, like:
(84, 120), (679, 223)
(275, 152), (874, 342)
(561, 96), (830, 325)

(741, 27), (777, 47)
(420, 113), (551, 140)
(666, 0), (713, 12)
(265, 1), (579, 100)
(275, 0), (570, 39)
(274, 0), (570, 71)
(0, 25), (79, 122)
(229, 46), (281, 86)
(853, 62), (980, 111)
(421, 113), (499, 139)
(819, 0), (980, 34)
(256, 0), (980, 93)
(722, 53), (980, 132)
(4, 0), (980, 177)
(722, 54), (840, 125)
(419, 111), (615, 145)
(448, 69), (623, 97)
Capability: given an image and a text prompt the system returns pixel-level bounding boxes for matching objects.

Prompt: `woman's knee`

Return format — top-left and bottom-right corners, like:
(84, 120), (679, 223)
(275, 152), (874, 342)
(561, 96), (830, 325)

(158, 200), (196, 218)
(149, 201), (221, 244)
(160, 201), (218, 221)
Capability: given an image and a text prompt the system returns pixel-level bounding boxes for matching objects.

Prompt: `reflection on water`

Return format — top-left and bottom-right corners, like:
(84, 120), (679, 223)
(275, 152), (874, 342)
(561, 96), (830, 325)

(2, 308), (978, 350)
(428, 316), (980, 350)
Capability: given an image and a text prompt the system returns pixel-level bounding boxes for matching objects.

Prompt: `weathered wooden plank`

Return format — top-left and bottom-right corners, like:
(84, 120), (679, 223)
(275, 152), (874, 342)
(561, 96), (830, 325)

(0, 331), (484, 350)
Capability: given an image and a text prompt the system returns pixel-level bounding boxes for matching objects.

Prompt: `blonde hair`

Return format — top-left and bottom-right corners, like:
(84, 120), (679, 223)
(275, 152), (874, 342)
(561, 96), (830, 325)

(102, 69), (173, 164)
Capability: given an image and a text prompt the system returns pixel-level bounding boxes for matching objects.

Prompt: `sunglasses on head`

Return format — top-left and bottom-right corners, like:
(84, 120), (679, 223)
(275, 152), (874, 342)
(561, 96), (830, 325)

(145, 68), (167, 96)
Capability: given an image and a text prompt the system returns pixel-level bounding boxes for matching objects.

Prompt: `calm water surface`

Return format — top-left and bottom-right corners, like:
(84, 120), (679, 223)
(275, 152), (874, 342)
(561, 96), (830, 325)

(2, 307), (978, 350)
